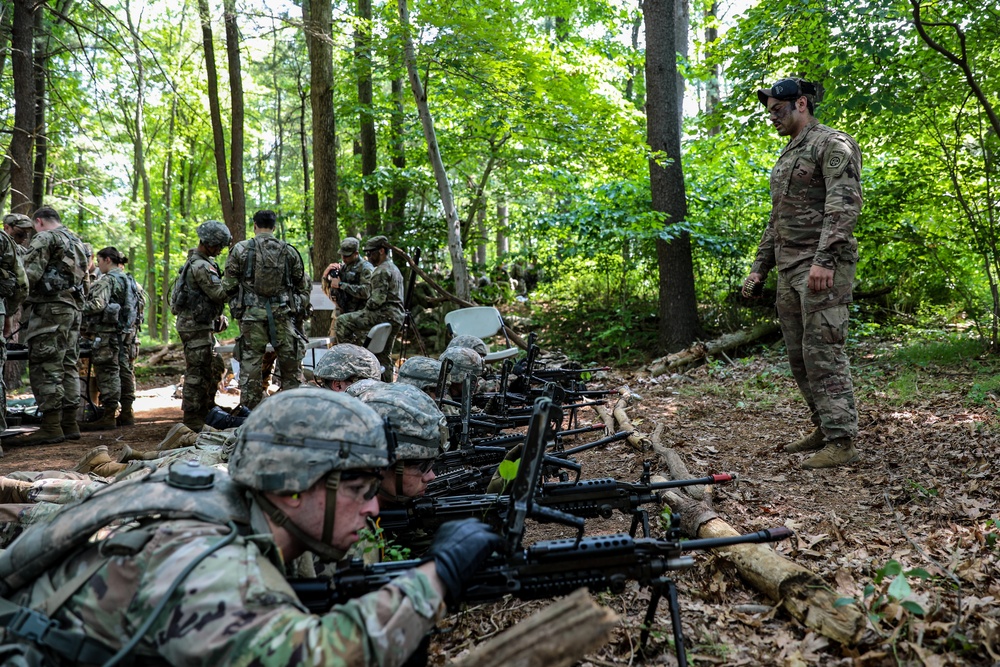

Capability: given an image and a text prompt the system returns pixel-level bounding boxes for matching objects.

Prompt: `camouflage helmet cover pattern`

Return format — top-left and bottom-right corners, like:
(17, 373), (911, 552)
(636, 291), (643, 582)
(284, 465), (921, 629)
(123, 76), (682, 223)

(228, 387), (391, 493)
(345, 378), (384, 398)
(196, 220), (232, 247)
(363, 235), (391, 252)
(447, 335), (488, 358)
(397, 356), (442, 390)
(439, 346), (484, 384)
(314, 343), (382, 382)
(3, 213), (33, 230)
(355, 383), (448, 460)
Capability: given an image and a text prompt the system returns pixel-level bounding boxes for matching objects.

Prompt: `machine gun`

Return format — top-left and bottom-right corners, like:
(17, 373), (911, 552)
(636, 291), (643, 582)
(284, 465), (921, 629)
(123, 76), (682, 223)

(290, 398), (790, 665)
(379, 468), (734, 539)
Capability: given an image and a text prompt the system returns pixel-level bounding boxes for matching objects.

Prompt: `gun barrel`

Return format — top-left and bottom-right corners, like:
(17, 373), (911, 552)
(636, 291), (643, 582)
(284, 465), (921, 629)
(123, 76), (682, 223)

(649, 473), (734, 489)
(679, 526), (792, 552)
(558, 430), (632, 457)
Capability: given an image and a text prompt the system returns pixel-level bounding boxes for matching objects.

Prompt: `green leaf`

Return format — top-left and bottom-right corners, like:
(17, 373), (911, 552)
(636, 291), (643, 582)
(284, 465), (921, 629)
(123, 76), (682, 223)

(876, 559), (903, 582)
(498, 458), (520, 482)
(863, 583), (875, 598)
(887, 574), (912, 601)
(905, 567), (932, 580)
(834, 597), (855, 608)
(901, 601), (926, 616)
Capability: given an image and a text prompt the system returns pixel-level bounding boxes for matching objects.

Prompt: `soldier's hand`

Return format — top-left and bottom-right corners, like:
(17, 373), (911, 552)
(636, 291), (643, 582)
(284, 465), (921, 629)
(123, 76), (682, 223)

(214, 315), (229, 333)
(742, 273), (764, 299)
(808, 265), (835, 292)
(424, 518), (501, 603)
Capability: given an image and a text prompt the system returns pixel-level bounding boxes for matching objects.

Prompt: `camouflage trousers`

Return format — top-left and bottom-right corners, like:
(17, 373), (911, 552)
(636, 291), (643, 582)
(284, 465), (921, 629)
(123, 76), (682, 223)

(179, 329), (224, 421)
(24, 302), (82, 415)
(776, 262), (858, 441)
(0, 313), (6, 433)
(90, 331), (122, 405)
(335, 308), (403, 382)
(235, 317), (304, 409)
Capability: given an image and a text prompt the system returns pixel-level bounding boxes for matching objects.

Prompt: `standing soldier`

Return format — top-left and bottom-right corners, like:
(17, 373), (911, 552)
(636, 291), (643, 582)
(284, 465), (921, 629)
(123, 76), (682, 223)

(2, 213), (34, 254)
(743, 78), (863, 469)
(79, 247), (142, 431)
(0, 222), (28, 454)
(335, 235), (404, 382)
(171, 221), (230, 431)
(322, 236), (374, 335)
(223, 209), (311, 409)
(18, 206), (89, 446)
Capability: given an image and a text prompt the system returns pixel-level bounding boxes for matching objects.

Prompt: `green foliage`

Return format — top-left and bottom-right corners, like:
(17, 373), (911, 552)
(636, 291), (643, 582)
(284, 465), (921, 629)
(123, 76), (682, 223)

(358, 524), (412, 563)
(840, 559), (933, 632)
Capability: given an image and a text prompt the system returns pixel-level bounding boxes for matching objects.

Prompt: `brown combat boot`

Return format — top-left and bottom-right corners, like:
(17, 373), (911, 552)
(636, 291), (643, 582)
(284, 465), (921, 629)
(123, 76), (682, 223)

(18, 411), (65, 446)
(81, 402), (119, 432)
(117, 401), (135, 426)
(117, 444), (164, 463)
(157, 423), (199, 451)
(783, 428), (825, 453)
(0, 476), (33, 503)
(801, 438), (860, 470)
(61, 407), (81, 441)
(73, 445), (128, 477)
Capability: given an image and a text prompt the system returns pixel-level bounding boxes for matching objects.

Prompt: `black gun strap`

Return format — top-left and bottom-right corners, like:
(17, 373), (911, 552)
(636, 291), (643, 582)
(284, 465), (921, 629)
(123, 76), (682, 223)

(0, 595), (117, 665)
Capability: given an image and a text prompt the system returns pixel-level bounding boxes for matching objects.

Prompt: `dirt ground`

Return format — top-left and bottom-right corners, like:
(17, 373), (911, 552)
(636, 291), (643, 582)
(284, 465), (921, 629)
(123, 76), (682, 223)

(1, 346), (997, 666)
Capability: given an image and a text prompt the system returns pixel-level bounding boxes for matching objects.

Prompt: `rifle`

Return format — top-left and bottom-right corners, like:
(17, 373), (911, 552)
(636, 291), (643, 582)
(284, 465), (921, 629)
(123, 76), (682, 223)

(434, 358), (453, 411)
(290, 399), (790, 666)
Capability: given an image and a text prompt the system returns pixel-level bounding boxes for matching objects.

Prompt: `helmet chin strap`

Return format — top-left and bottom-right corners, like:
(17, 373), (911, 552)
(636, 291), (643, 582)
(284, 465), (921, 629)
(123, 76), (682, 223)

(251, 471), (346, 562)
(378, 461), (409, 504)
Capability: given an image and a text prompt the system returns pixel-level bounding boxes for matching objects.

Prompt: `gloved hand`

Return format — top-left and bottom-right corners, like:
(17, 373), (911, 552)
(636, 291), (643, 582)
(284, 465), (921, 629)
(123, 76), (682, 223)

(214, 315), (230, 333)
(424, 519), (501, 603)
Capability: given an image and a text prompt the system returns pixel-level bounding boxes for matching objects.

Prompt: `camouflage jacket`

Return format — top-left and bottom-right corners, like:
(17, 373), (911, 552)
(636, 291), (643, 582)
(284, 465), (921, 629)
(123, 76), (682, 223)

(337, 256), (374, 313)
(222, 232), (310, 323)
(23, 226), (89, 308)
(365, 260), (404, 322)
(175, 249), (227, 333)
(0, 231), (27, 317)
(82, 268), (127, 335)
(751, 118), (863, 276)
(7, 499), (445, 666)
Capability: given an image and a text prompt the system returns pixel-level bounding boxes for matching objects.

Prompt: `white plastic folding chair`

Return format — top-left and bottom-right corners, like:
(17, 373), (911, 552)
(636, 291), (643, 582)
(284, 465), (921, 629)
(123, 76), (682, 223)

(364, 322), (393, 355)
(443, 306), (519, 362)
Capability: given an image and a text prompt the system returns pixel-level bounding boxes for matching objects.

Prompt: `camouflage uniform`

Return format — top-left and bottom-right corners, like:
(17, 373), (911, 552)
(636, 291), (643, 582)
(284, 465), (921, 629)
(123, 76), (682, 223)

(175, 248), (228, 427)
(0, 231), (27, 444)
(21, 226), (88, 418)
(80, 268), (130, 410)
(223, 232), (310, 408)
(750, 117), (862, 442)
(336, 239), (404, 383)
(334, 252), (374, 315)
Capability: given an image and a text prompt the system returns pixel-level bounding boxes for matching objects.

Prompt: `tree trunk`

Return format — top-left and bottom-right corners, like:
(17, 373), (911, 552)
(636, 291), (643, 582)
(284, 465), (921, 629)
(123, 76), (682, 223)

(271, 28), (283, 217)
(704, 1), (720, 136)
(495, 197), (508, 258)
(304, 0), (339, 338)
(296, 68), (311, 244)
(30, 7), (46, 209)
(625, 1), (641, 102)
(8, 0), (34, 214)
(644, 0), (701, 352)
(475, 205), (487, 266)
(356, 0), (380, 236)
(223, 0), (246, 239)
(385, 75), (408, 235)
(397, 0), (470, 301)
(197, 0), (235, 237)
(0, 7), (11, 80)
(162, 96), (176, 342)
(449, 589), (618, 667)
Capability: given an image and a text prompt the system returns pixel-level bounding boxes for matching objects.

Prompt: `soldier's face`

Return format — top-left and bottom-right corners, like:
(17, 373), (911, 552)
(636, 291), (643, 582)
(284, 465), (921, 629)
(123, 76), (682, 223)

(331, 474), (381, 550)
(766, 97), (799, 136)
(381, 461), (436, 499)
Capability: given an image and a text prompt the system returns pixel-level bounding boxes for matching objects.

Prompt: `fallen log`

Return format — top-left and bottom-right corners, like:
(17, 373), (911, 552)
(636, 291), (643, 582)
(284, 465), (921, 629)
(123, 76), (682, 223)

(612, 387), (649, 452)
(659, 484), (865, 645)
(449, 588), (618, 667)
(648, 321), (781, 377)
(649, 423), (706, 501)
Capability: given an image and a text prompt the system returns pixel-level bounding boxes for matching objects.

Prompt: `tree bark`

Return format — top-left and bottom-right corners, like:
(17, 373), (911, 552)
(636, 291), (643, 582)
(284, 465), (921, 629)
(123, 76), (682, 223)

(495, 197), (508, 258)
(197, 0), (235, 237)
(8, 0), (34, 214)
(304, 0), (339, 338)
(397, 0), (471, 301)
(162, 96), (176, 342)
(356, 0), (380, 235)
(644, 0), (701, 353)
(449, 589), (618, 667)
(30, 7), (46, 209)
(385, 76), (408, 236)
(223, 0), (246, 240)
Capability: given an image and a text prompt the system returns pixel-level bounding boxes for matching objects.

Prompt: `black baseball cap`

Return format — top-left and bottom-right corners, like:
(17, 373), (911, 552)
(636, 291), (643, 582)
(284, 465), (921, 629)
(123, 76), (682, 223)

(757, 78), (817, 107)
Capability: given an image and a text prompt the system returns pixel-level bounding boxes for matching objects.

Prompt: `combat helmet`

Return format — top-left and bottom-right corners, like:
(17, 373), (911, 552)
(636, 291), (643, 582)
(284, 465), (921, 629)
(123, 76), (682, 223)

(228, 387), (392, 560)
(440, 346), (483, 384)
(397, 356), (443, 391)
(447, 335), (488, 359)
(196, 220), (232, 248)
(314, 344), (382, 385)
(355, 383), (448, 461)
(345, 378), (384, 398)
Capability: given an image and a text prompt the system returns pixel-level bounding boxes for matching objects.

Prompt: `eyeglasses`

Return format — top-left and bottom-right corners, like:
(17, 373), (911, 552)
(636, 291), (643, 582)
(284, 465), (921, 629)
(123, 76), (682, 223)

(340, 477), (381, 502)
(403, 459), (435, 474)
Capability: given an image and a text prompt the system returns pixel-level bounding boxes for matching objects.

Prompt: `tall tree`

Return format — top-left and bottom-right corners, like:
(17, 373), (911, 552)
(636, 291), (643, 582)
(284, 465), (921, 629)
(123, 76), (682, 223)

(355, 0), (379, 235)
(303, 0), (339, 335)
(397, 0), (470, 301)
(645, 0), (701, 351)
(8, 0), (34, 213)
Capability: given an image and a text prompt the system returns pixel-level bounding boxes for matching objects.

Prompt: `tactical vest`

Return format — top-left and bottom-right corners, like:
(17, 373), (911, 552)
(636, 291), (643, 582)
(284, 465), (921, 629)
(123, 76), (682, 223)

(0, 232), (27, 307)
(0, 463), (251, 665)
(169, 258), (223, 324)
(237, 236), (302, 309)
(33, 228), (87, 298)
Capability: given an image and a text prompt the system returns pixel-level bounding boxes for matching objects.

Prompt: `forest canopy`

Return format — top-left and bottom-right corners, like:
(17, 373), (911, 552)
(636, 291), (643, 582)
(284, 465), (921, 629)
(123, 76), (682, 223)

(0, 0), (996, 359)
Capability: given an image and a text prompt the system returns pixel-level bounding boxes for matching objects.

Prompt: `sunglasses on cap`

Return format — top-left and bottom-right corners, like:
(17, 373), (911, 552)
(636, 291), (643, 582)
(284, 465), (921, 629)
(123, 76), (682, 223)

(762, 78), (816, 102)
